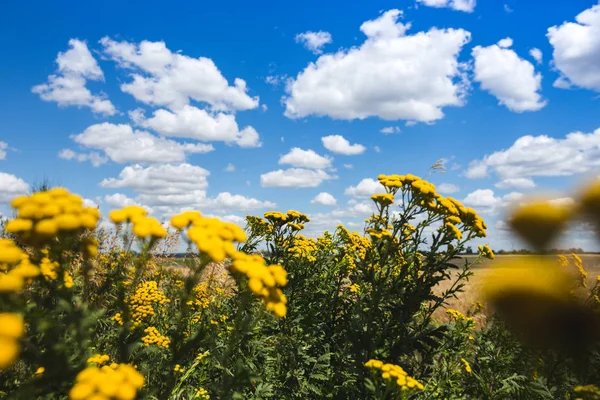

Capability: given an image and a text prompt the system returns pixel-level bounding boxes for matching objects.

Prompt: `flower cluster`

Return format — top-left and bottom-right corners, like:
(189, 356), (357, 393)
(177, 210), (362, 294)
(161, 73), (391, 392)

(572, 253), (588, 288)
(364, 359), (424, 391)
(509, 200), (571, 250)
(172, 213), (246, 262)
(0, 239), (40, 292)
(0, 313), (24, 369)
(127, 281), (170, 327)
(371, 193), (394, 208)
(194, 387), (210, 399)
(348, 283), (360, 294)
(337, 225), (371, 263)
(366, 227), (392, 240)
(69, 363), (144, 400)
(7, 188), (100, 242)
(87, 354), (110, 366)
(245, 215), (273, 236)
(288, 235), (318, 262)
(142, 326), (171, 348)
(110, 206), (167, 239)
(230, 252), (288, 317)
(478, 245), (495, 260)
(263, 210), (309, 231)
(446, 309), (474, 324)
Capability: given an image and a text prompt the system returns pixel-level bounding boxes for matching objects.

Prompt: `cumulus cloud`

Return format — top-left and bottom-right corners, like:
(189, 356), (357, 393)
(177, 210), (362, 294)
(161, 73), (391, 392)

(265, 74), (288, 86)
(0, 172), (29, 203)
(131, 106), (261, 148)
(279, 148), (333, 169)
(32, 39), (116, 116)
(104, 193), (152, 212)
(70, 123), (213, 164)
(495, 177), (536, 189)
(380, 126), (401, 134)
(463, 188), (523, 214)
(322, 135), (366, 155)
(58, 149), (108, 167)
(547, 4), (600, 91)
(295, 31), (333, 54)
(100, 37), (259, 111)
(466, 128), (600, 179)
(101, 163), (273, 213)
(225, 163), (236, 172)
(472, 38), (546, 112)
(260, 168), (336, 188)
(284, 9), (471, 122)
(344, 178), (383, 198)
(311, 192), (337, 205)
(437, 183), (460, 194)
(417, 0), (476, 13)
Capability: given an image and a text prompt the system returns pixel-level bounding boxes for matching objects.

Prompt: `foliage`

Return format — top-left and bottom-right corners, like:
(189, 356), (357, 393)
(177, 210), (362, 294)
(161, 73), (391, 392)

(0, 174), (600, 399)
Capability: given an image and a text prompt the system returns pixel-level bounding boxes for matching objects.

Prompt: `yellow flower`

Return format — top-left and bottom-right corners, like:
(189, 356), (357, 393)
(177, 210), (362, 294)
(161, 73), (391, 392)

(70, 364), (144, 400)
(0, 313), (24, 369)
(5, 218), (33, 233)
(461, 358), (472, 374)
(364, 359), (424, 391)
(371, 193), (394, 207)
(508, 200), (570, 249)
(478, 244), (495, 260)
(35, 366), (45, 375)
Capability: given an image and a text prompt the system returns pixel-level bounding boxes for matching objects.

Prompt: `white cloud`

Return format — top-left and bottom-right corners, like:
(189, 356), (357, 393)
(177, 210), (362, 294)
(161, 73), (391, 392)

(58, 149), (108, 167)
(100, 37), (259, 112)
(466, 128), (600, 179)
(547, 4), (600, 91)
(322, 135), (366, 155)
(311, 192), (337, 205)
(343, 164), (353, 169)
(417, 0), (476, 12)
(380, 126), (401, 134)
(463, 189), (523, 215)
(529, 48), (543, 64)
(32, 39), (116, 116)
(104, 193), (150, 211)
(284, 10), (471, 123)
(437, 183), (460, 194)
(295, 31), (333, 54)
(374, 146), (381, 153)
(344, 178), (383, 198)
(0, 172), (29, 203)
(70, 123), (213, 164)
(495, 177), (536, 189)
(132, 105), (261, 148)
(472, 38), (546, 112)
(0, 142), (7, 160)
(504, 4), (513, 13)
(225, 163), (236, 172)
(279, 148), (333, 169)
(101, 163), (273, 213)
(260, 168), (336, 188)
(265, 74), (288, 86)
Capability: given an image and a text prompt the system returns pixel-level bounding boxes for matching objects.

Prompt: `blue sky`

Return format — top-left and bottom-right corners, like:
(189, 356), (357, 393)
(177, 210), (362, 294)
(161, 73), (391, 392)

(1, 0), (600, 250)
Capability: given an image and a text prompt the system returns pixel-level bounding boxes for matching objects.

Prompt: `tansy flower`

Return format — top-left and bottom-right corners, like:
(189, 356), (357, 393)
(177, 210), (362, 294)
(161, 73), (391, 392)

(0, 313), (25, 369)
(508, 200), (570, 250)
(461, 358), (472, 374)
(69, 363), (144, 400)
(364, 359), (424, 391)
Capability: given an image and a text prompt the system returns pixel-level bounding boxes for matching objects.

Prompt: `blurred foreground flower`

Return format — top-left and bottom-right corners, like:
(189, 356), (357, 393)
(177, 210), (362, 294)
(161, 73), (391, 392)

(481, 256), (600, 356)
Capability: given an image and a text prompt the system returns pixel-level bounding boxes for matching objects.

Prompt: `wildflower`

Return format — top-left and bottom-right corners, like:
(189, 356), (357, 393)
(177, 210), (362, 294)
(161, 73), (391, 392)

(0, 313), (24, 369)
(185, 216), (246, 262)
(461, 358), (472, 374)
(444, 222), (462, 240)
(557, 254), (569, 267)
(87, 354), (110, 366)
(35, 367), (45, 375)
(174, 364), (184, 373)
(170, 211), (202, 229)
(194, 387), (210, 399)
(127, 281), (170, 327)
(142, 326), (171, 348)
(572, 254), (588, 288)
(508, 200), (570, 250)
(481, 256), (600, 354)
(264, 211), (288, 225)
(364, 359), (424, 391)
(348, 283), (360, 294)
(371, 193), (394, 207)
(69, 363), (144, 400)
(478, 244), (495, 260)
(230, 252), (288, 317)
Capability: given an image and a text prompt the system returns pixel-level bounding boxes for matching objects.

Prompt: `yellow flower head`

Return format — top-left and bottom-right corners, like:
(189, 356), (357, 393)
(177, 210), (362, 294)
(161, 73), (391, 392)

(508, 200), (570, 250)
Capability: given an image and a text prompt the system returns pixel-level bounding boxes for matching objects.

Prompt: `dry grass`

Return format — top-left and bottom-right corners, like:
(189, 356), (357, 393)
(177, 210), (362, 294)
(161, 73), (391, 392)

(432, 254), (600, 326)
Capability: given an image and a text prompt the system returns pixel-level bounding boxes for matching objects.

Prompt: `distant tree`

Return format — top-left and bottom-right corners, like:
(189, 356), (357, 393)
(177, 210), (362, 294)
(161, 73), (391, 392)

(464, 246), (474, 255)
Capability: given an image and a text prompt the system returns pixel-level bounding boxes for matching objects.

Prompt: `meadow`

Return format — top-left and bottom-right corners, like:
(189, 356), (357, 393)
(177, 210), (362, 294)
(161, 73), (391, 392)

(1, 173), (600, 399)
